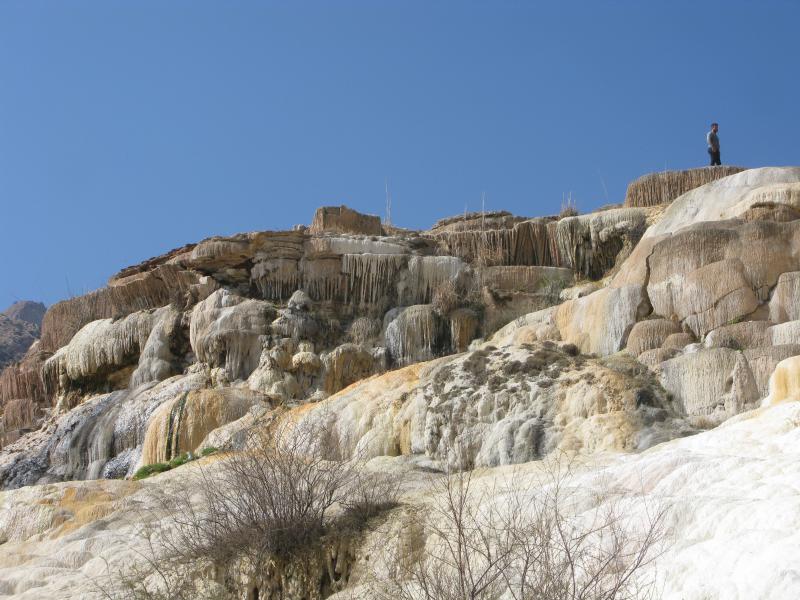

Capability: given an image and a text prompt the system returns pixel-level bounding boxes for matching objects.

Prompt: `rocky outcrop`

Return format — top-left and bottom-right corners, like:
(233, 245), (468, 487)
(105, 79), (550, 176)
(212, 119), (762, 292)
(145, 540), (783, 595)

(43, 311), (157, 403)
(0, 374), (208, 488)
(296, 339), (689, 469)
(40, 264), (200, 353)
(645, 167), (800, 237)
(645, 220), (798, 338)
(658, 348), (759, 424)
(7, 167), (800, 498)
(626, 319), (682, 357)
(141, 387), (264, 465)
(189, 289), (274, 381)
(429, 208), (646, 280)
(309, 205), (383, 236)
(624, 166), (745, 208)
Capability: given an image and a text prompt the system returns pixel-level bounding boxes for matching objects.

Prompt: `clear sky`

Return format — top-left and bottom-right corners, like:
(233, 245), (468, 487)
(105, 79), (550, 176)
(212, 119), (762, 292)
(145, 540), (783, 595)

(1, 0), (798, 307)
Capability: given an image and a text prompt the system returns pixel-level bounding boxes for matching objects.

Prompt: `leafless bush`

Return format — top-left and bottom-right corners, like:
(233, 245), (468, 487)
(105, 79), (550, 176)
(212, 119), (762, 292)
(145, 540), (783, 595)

(370, 458), (668, 600)
(162, 419), (358, 567)
(560, 197), (579, 218)
(96, 416), (398, 599)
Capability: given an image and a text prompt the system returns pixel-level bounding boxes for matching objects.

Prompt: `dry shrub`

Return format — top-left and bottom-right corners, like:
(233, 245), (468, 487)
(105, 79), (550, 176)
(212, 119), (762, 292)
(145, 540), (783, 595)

(560, 197), (579, 218)
(370, 457), (668, 600)
(96, 417), (398, 599)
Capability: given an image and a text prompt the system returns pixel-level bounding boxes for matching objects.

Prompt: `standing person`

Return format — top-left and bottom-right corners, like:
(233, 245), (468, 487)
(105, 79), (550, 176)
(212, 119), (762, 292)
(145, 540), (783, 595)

(707, 122), (721, 166)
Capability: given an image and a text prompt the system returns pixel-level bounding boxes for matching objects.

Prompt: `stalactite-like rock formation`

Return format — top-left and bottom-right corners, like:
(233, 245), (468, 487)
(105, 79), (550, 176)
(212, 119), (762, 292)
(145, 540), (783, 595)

(449, 307), (479, 352)
(40, 264), (199, 353)
(429, 210), (644, 280)
(403, 256), (467, 305)
(189, 290), (274, 381)
(0, 347), (46, 408)
(341, 253), (407, 308)
(385, 305), (449, 366)
(43, 311), (157, 402)
(130, 307), (185, 388)
(624, 166), (746, 208)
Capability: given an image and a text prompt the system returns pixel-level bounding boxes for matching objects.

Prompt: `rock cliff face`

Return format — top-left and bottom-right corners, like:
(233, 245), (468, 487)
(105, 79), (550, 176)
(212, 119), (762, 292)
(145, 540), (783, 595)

(4, 166), (800, 599)
(0, 301), (45, 370)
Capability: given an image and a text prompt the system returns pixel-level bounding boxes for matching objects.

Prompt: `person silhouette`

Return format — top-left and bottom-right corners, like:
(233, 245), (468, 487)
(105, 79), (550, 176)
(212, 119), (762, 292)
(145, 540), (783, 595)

(707, 122), (721, 166)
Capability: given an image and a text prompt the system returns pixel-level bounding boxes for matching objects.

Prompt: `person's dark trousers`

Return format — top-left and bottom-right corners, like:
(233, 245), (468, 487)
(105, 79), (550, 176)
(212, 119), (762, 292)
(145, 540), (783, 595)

(708, 148), (721, 166)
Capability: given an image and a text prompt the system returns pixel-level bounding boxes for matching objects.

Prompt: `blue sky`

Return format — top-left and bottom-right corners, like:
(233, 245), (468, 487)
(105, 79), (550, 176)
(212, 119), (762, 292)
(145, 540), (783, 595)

(1, 0), (798, 307)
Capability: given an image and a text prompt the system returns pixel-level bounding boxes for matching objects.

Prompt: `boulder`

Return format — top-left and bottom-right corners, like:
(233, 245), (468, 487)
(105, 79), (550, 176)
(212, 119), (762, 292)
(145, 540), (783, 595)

(658, 348), (759, 423)
(704, 320), (772, 350)
(769, 271), (800, 322)
(385, 305), (449, 366)
(322, 344), (375, 394)
(555, 284), (649, 355)
(636, 347), (681, 370)
(769, 320), (800, 345)
(626, 319), (682, 357)
(743, 345), (800, 399)
(662, 332), (695, 350)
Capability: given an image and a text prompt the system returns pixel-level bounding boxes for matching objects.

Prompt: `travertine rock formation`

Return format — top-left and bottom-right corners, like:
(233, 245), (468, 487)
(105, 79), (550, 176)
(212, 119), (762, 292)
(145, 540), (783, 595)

(309, 205), (383, 235)
(624, 166), (745, 207)
(6, 168), (800, 599)
(295, 339), (689, 469)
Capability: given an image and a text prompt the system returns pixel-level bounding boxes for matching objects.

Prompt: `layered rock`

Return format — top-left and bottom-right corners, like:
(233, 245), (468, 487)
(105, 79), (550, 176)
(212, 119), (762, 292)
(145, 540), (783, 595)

(309, 205), (383, 236)
(40, 264), (200, 353)
(624, 166), (745, 208)
(429, 208), (646, 280)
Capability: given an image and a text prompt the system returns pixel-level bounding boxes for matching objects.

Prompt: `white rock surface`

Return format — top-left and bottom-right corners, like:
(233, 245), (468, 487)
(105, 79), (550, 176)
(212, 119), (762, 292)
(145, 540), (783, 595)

(646, 167), (800, 237)
(4, 401), (800, 599)
(189, 289), (272, 380)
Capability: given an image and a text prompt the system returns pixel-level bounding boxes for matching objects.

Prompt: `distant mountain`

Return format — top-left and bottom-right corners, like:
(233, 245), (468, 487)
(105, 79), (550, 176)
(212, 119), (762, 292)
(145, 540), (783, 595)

(0, 301), (46, 369)
(2, 301), (46, 328)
